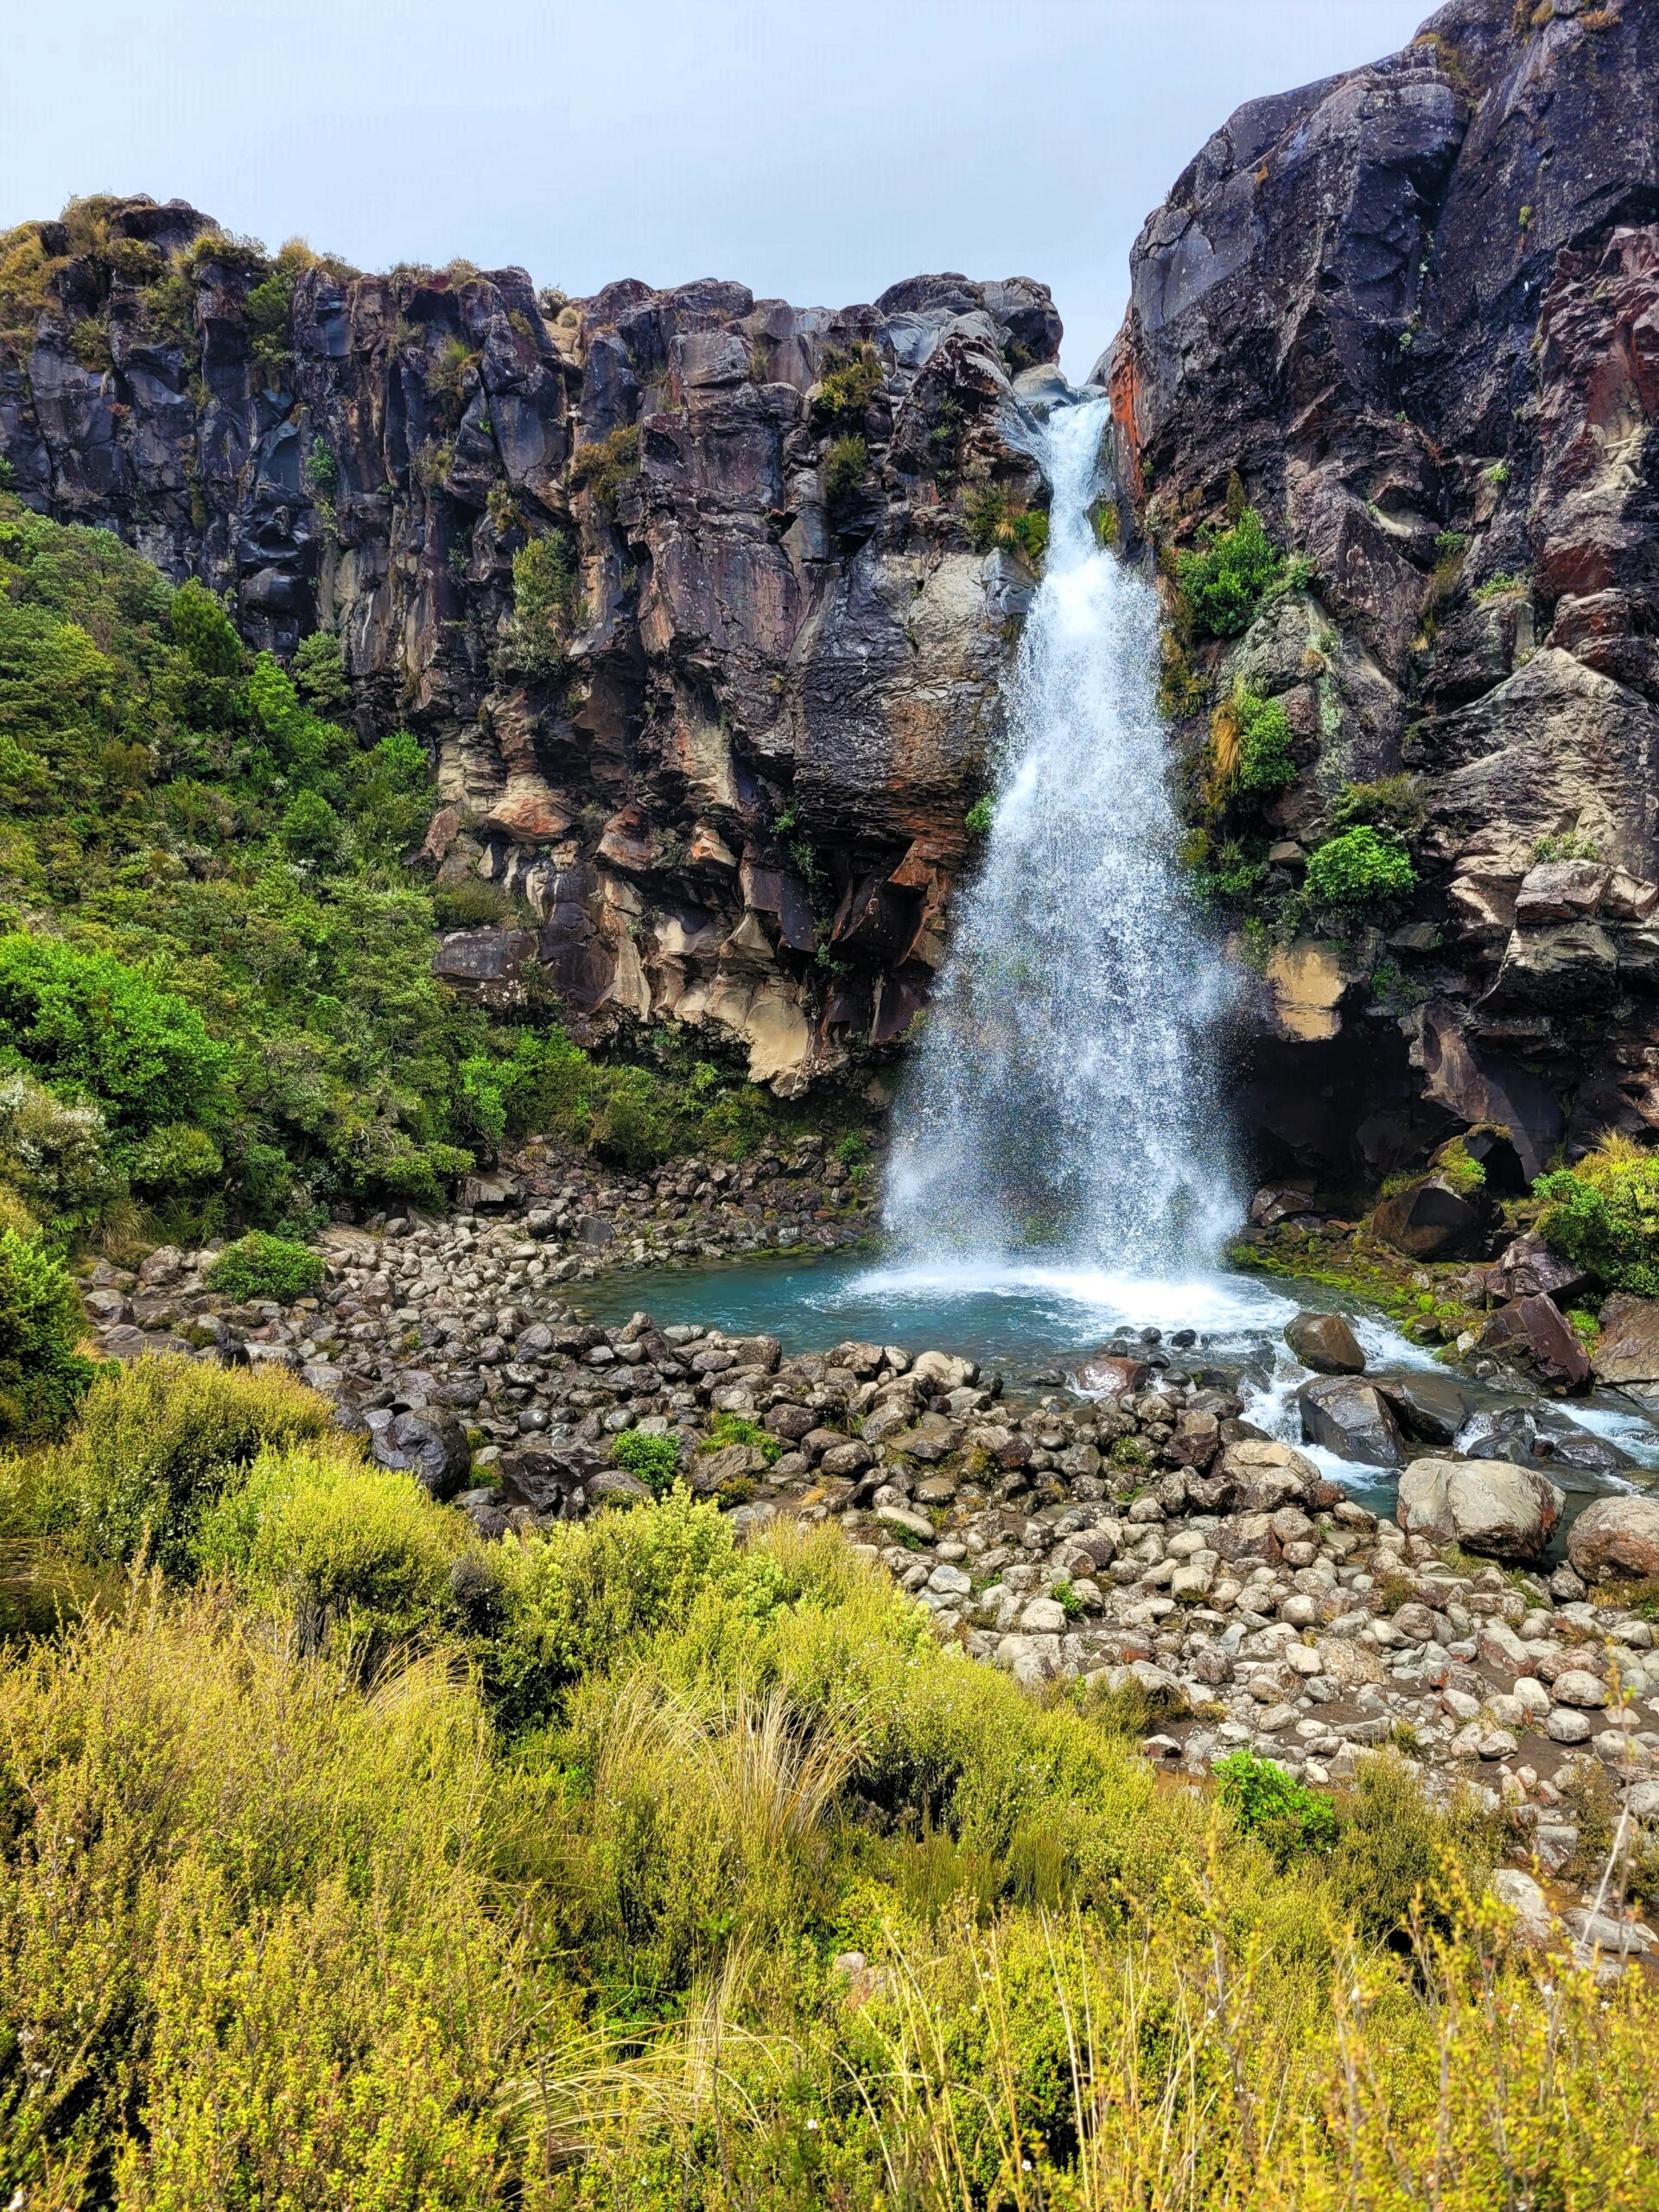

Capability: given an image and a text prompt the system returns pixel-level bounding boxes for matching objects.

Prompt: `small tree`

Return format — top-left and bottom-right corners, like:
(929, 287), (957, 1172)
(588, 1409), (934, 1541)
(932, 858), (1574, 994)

(0, 1226), (95, 1441)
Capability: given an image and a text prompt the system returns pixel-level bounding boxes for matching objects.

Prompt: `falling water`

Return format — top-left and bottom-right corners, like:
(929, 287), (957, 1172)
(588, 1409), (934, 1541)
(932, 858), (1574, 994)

(883, 395), (1237, 1276)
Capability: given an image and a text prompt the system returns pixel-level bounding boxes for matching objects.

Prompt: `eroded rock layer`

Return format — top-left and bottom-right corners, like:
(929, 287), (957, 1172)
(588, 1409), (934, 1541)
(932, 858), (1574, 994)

(1110, 0), (1659, 1179)
(0, 205), (1062, 1091)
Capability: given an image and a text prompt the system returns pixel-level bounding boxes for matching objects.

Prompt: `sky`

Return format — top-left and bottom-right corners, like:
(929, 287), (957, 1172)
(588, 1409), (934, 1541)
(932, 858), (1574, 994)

(2, 0), (1434, 380)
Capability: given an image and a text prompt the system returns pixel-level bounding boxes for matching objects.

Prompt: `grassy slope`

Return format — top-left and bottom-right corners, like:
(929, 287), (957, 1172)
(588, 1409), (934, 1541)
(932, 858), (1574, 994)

(0, 496), (840, 1252)
(1, 1359), (1656, 2209)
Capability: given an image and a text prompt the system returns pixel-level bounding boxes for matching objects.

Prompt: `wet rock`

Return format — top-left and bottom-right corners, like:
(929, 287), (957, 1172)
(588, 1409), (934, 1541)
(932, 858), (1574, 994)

(1395, 1457), (1565, 1564)
(1298, 1376), (1404, 1468)
(1074, 1352), (1150, 1398)
(1374, 1371), (1469, 1446)
(1489, 1231), (1589, 1307)
(1567, 1496), (1659, 1584)
(498, 1438), (606, 1517)
(1285, 1312), (1365, 1375)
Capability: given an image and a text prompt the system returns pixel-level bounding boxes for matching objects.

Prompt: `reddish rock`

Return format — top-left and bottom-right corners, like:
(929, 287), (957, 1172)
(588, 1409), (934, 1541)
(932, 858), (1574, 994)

(1373, 1175), (1479, 1261)
(1478, 1294), (1591, 1391)
(1591, 1293), (1659, 1387)
(1074, 1353), (1149, 1398)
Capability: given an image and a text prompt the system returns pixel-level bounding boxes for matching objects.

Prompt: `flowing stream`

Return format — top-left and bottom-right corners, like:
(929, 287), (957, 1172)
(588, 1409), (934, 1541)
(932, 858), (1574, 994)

(882, 396), (1236, 1274)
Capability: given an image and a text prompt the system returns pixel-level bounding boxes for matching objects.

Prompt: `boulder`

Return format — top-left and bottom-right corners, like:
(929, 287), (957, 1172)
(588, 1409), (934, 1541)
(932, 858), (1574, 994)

(1489, 1230), (1588, 1306)
(1074, 1351), (1150, 1398)
(1372, 1175), (1479, 1260)
(1567, 1495), (1659, 1583)
(911, 1350), (978, 1391)
(1217, 1438), (1322, 1508)
(1285, 1311), (1365, 1375)
(372, 1408), (472, 1501)
(1478, 1294), (1591, 1390)
(1395, 1456), (1566, 1563)
(1374, 1371), (1469, 1445)
(498, 1436), (607, 1517)
(1249, 1181), (1317, 1227)
(1591, 1294), (1659, 1388)
(1298, 1376), (1405, 1467)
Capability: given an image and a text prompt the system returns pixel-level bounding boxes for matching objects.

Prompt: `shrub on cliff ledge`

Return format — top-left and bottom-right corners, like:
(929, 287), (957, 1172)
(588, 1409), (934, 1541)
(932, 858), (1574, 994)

(1174, 505), (1286, 637)
(1304, 825), (1417, 912)
(1535, 1134), (1659, 1297)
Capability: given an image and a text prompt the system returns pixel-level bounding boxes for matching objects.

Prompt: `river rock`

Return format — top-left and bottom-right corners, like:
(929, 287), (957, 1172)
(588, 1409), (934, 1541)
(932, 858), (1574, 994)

(1489, 1231), (1588, 1306)
(1285, 1312), (1365, 1374)
(1395, 1457), (1565, 1563)
(372, 1408), (472, 1501)
(1591, 1294), (1659, 1388)
(1298, 1376), (1404, 1468)
(1218, 1438), (1321, 1508)
(1374, 1371), (1469, 1445)
(1372, 1176), (1480, 1260)
(1074, 1352), (1149, 1398)
(498, 1437), (607, 1517)
(1567, 1495), (1659, 1583)
(1478, 1294), (1591, 1390)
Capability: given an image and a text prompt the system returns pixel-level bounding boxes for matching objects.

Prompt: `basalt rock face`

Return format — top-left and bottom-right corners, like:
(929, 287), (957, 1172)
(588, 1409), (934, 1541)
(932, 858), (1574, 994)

(1109, 0), (1659, 1183)
(0, 198), (1062, 1092)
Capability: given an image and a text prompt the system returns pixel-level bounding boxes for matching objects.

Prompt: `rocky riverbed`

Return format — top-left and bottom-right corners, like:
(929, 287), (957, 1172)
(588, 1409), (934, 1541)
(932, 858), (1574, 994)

(73, 1165), (1659, 1967)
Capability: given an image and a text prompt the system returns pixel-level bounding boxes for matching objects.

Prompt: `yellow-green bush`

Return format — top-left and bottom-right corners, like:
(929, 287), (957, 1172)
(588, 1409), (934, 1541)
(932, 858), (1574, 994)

(35, 1353), (334, 1574)
(195, 1440), (465, 1649)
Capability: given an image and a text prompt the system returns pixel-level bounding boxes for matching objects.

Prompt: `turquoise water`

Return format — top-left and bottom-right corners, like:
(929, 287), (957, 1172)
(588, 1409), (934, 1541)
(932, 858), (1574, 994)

(575, 1248), (1659, 1519)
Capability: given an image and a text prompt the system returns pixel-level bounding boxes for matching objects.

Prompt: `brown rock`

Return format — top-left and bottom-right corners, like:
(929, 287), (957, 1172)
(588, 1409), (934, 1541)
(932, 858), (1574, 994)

(1074, 1353), (1150, 1398)
(1567, 1496), (1659, 1584)
(1478, 1294), (1591, 1391)
(1591, 1294), (1659, 1387)
(1372, 1175), (1479, 1260)
(1285, 1311), (1365, 1375)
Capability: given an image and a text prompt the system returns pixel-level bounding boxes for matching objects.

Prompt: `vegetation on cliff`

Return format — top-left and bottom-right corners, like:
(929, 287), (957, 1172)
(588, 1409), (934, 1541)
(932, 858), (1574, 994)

(1, 1357), (1655, 2208)
(0, 497), (840, 1252)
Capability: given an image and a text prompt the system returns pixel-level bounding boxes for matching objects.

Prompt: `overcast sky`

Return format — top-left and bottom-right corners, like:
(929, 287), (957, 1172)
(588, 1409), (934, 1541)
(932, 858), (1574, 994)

(3, 0), (1433, 378)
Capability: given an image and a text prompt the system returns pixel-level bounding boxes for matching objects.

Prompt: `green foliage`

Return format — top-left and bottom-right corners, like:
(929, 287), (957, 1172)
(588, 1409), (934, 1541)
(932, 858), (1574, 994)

(1431, 1136), (1486, 1199)
(1215, 1746), (1338, 1865)
(0, 932), (229, 1134)
(206, 1230), (323, 1305)
(569, 423), (641, 515)
(611, 1427), (683, 1497)
(243, 239), (315, 377)
(703, 1411), (783, 1465)
(821, 434), (869, 508)
(1304, 825), (1418, 912)
(1475, 569), (1532, 600)
(168, 577), (244, 676)
(293, 629), (350, 715)
(1230, 686), (1295, 798)
(964, 795), (994, 836)
(278, 786), (343, 864)
(0, 1226), (93, 1440)
(1535, 1134), (1659, 1296)
(424, 335), (478, 424)
(1533, 828), (1605, 863)
(1173, 505), (1287, 638)
(963, 486), (1050, 564)
(810, 340), (884, 428)
(1330, 773), (1425, 835)
(35, 1353), (334, 1574)
(507, 530), (582, 675)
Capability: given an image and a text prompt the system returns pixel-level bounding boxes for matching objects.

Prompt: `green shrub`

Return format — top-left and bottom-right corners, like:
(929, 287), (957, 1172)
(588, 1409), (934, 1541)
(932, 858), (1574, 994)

(0, 1227), (94, 1441)
(964, 795), (994, 836)
(292, 629), (351, 715)
(168, 577), (245, 676)
(122, 1121), (224, 1197)
(207, 1231), (323, 1305)
(611, 1427), (682, 1497)
(822, 434), (869, 508)
(703, 1411), (783, 1466)
(0, 932), (229, 1134)
(1304, 825), (1417, 912)
(963, 486), (1049, 563)
(279, 788), (343, 864)
(1475, 569), (1531, 601)
(1330, 773), (1424, 835)
(41, 1353), (334, 1573)
(1535, 1135), (1659, 1295)
(1173, 505), (1286, 637)
(1230, 687), (1295, 798)
(196, 1440), (463, 1645)
(810, 340), (884, 429)
(568, 423), (641, 515)
(507, 530), (582, 675)
(0, 1071), (119, 1238)
(1215, 1747), (1338, 1865)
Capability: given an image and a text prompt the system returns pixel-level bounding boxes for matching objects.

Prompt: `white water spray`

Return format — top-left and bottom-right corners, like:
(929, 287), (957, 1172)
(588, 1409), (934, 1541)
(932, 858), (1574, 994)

(883, 396), (1236, 1274)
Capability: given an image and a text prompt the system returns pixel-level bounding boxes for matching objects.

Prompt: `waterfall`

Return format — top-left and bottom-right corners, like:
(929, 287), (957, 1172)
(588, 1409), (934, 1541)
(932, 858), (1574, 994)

(883, 395), (1237, 1278)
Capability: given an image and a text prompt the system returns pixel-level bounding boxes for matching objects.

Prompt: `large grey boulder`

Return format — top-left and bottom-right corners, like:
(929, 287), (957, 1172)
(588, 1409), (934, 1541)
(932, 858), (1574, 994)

(1298, 1376), (1404, 1467)
(1395, 1456), (1565, 1563)
(1567, 1495), (1659, 1583)
(1591, 1294), (1659, 1387)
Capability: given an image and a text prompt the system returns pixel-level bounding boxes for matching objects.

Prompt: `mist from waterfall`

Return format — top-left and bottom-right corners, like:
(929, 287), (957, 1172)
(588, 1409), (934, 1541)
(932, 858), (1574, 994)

(882, 395), (1237, 1277)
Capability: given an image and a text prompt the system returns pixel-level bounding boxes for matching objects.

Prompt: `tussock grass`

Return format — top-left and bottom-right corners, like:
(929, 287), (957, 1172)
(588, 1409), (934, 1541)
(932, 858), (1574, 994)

(0, 1362), (1656, 2203)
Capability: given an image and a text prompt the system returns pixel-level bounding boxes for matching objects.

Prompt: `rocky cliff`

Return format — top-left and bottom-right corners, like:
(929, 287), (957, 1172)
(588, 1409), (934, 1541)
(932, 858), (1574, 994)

(0, 200), (1062, 1094)
(1109, 0), (1659, 1188)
